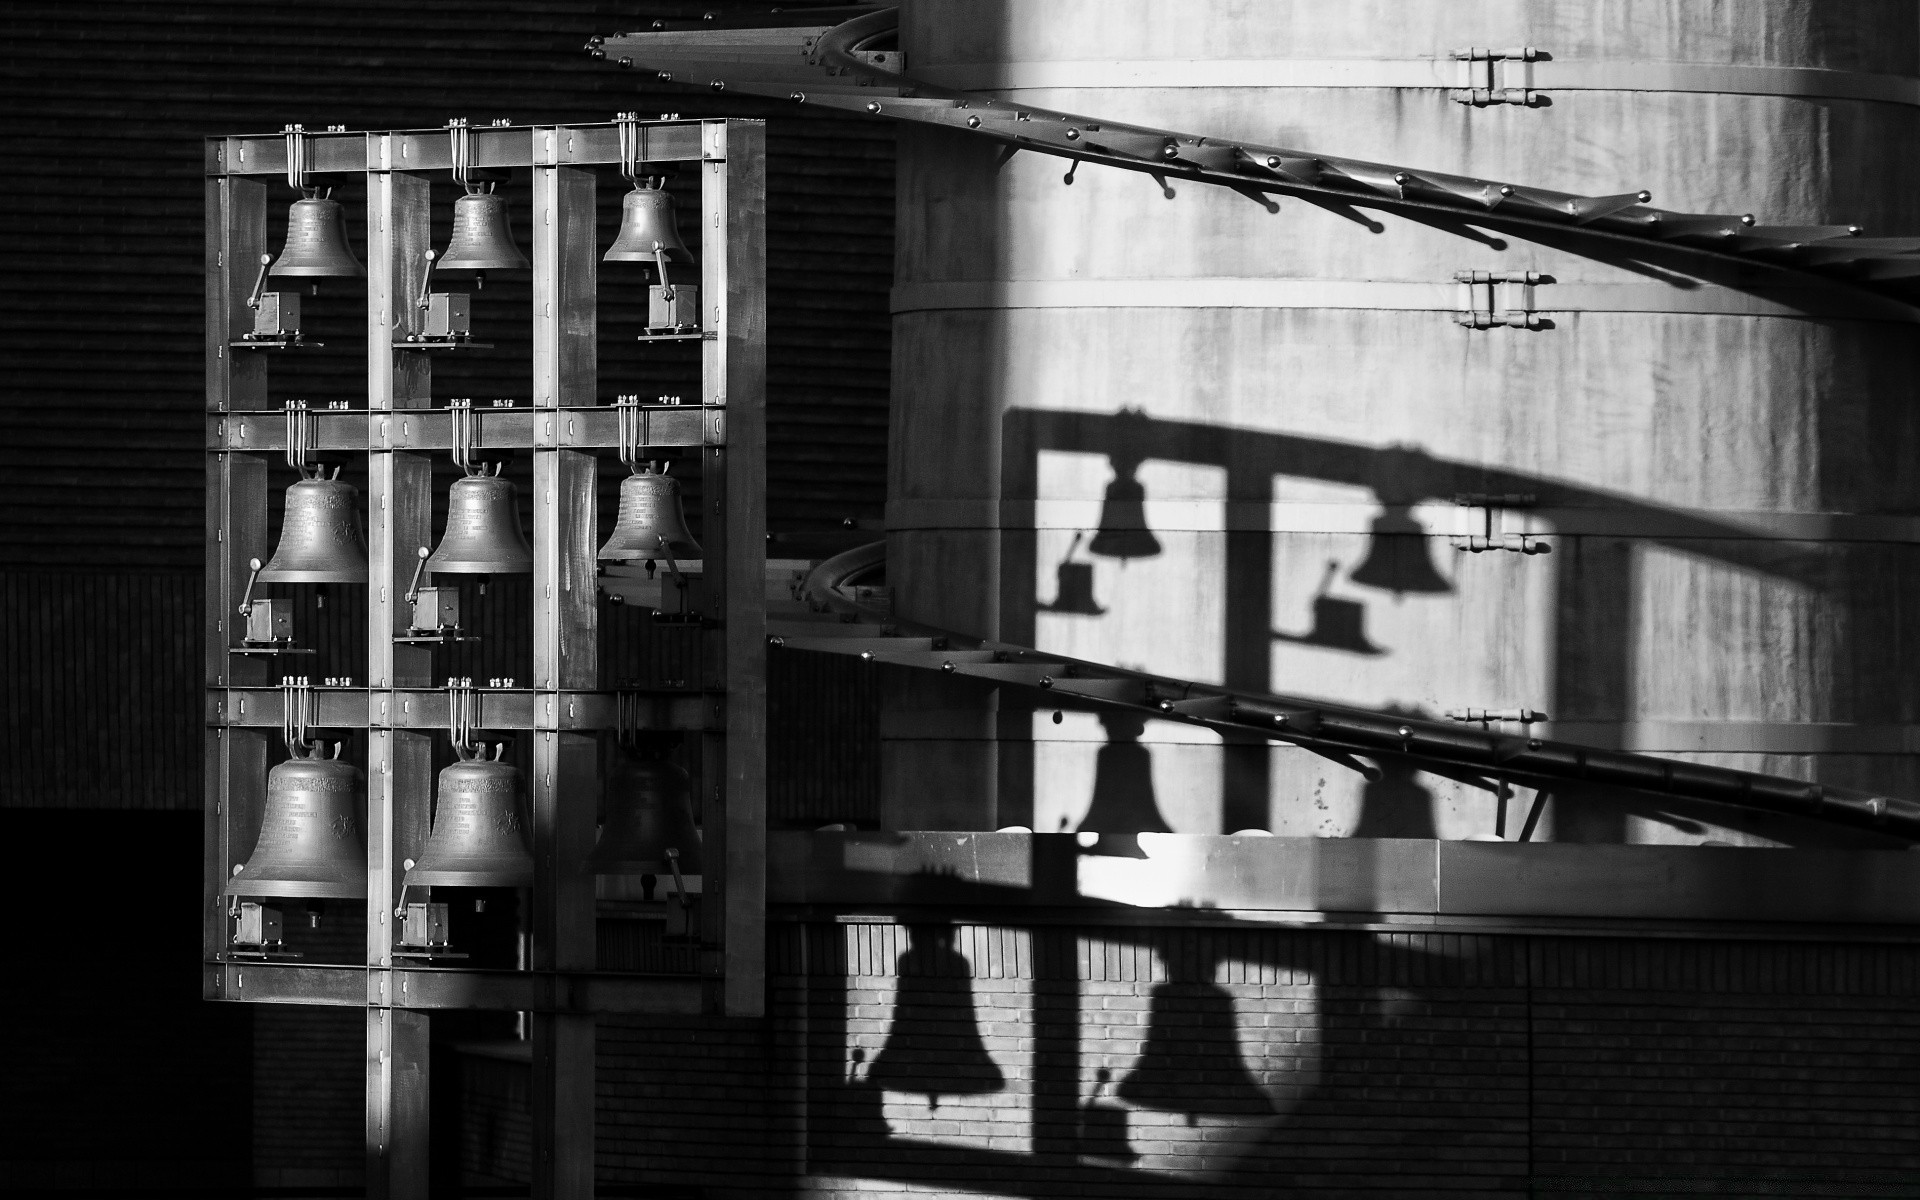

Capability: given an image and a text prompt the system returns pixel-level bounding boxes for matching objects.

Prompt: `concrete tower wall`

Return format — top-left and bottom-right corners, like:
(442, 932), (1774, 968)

(885, 0), (1920, 843)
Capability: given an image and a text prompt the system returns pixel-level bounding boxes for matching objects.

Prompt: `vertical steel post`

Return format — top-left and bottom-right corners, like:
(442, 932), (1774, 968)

(205, 156), (271, 986)
(701, 120), (768, 1018)
(365, 138), (435, 1200)
(366, 1007), (431, 1198)
(530, 134), (598, 1200)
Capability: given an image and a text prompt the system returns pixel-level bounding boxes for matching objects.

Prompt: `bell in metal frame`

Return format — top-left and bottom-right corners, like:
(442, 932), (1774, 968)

(589, 744), (704, 876)
(597, 465), (702, 562)
(268, 187), (366, 280)
(435, 183), (530, 275)
(225, 738), (367, 900)
(403, 740), (534, 889)
(259, 474), (370, 584)
(425, 469), (534, 576)
(604, 180), (695, 275)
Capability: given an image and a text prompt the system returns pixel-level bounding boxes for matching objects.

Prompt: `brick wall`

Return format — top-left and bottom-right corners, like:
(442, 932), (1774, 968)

(517, 921), (1920, 1199)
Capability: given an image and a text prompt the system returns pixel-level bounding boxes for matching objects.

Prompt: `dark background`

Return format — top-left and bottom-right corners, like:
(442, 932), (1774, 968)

(0, 2), (891, 1191)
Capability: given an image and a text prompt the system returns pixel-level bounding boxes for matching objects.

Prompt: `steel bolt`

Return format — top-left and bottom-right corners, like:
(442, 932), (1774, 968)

(966, 116), (980, 128)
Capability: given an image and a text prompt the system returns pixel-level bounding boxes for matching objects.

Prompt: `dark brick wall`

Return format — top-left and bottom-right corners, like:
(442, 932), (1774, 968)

(0, 811), (251, 1191)
(440, 921), (1920, 1198)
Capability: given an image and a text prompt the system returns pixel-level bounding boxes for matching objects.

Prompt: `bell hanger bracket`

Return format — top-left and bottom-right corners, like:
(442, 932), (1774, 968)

(446, 397), (512, 476)
(446, 118), (512, 187)
(403, 247), (490, 348)
(230, 555), (315, 656)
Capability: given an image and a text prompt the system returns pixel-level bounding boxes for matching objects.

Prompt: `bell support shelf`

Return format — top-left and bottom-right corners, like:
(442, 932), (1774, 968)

(204, 118), (766, 1200)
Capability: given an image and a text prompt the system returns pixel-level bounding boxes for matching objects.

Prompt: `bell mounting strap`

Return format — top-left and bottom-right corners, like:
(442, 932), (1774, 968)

(447, 675), (480, 756)
(615, 111), (645, 183)
(615, 689), (642, 747)
(283, 398), (317, 475)
(448, 117), (473, 188)
(282, 675), (322, 756)
(448, 396), (490, 475)
(614, 393), (661, 474)
(283, 123), (308, 190)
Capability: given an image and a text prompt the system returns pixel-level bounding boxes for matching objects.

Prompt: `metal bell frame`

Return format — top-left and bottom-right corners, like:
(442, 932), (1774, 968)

(206, 117), (769, 1194)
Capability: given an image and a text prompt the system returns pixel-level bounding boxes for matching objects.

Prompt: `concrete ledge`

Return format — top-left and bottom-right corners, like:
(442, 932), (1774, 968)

(768, 832), (1920, 926)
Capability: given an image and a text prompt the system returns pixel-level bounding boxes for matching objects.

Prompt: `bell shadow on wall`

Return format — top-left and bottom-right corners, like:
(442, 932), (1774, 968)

(1074, 710), (1172, 858)
(865, 922), (1007, 1111)
(1038, 531), (1106, 615)
(1116, 950), (1275, 1127)
(1087, 414), (1162, 562)
(1076, 1067), (1136, 1162)
(998, 411), (1866, 849)
(1273, 559), (1385, 656)
(1349, 503), (1453, 596)
(1350, 711), (1438, 838)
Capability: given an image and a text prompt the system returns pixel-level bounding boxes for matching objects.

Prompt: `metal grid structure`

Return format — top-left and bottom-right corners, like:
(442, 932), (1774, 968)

(204, 118), (766, 1196)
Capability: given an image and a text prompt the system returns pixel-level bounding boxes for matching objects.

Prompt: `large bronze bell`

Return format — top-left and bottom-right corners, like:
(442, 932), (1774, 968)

(435, 185), (529, 274)
(226, 742), (367, 900)
(269, 188), (366, 279)
(260, 476), (370, 583)
(604, 183), (694, 275)
(597, 467), (701, 562)
(589, 748), (703, 875)
(403, 743), (534, 889)
(426, 472), (534, 575)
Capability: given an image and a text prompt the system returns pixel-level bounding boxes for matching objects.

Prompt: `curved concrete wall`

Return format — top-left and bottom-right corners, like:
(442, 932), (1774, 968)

(886, 0), (1920, 845)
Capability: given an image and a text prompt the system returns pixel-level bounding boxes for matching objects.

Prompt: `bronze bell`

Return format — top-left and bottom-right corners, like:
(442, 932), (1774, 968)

(260, 476), (370, 583)
(426, 473), (534, 575)
(598, 467), (701, 562)
(226, 742), (367, 900)
(604, 183), (694, 276)
(435, 185), (530, 274)
(403, 743), (534, 889)
(589, 748), (703, 875)
(269, 188), (366, 279)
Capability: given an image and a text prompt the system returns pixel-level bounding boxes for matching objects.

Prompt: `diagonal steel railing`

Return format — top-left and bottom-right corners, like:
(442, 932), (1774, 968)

(591, 5), (1920, 320)
(771, 543), (1920, 841)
